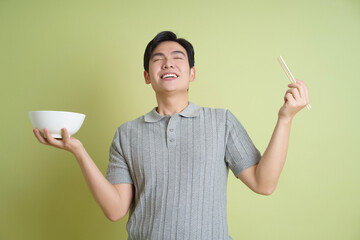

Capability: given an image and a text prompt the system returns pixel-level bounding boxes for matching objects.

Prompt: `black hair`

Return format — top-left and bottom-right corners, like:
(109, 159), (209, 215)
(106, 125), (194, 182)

(143, 31), (195, 72)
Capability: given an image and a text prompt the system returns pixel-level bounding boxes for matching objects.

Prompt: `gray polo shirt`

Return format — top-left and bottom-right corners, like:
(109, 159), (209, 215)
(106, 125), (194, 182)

(106, 102), (262, 240)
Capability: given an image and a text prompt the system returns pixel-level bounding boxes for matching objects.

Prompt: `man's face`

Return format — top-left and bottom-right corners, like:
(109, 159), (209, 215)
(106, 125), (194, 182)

(144, 41), (195, 94)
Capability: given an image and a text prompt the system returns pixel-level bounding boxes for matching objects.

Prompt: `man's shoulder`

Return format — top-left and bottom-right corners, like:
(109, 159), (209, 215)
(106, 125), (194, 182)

(198, 104), (229, 115)
(198, 105), (242, 124)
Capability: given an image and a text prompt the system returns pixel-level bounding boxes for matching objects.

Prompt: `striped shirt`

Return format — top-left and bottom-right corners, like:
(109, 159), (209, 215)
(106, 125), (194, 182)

(105, 101), (262, 240)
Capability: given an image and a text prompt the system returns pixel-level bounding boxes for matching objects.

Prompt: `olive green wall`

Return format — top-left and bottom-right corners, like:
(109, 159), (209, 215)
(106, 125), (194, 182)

(1, 0), (359, 239)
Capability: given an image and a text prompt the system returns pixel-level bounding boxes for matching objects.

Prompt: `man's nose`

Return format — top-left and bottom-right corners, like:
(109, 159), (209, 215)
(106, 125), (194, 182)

(162, 59), (173, 69)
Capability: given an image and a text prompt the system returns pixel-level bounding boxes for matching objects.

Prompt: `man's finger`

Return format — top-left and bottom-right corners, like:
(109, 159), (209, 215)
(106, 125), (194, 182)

(296, 79), (310, 104)
(33, 128), (49, 145)
(44, 128), (61, 147)
(285, 92), (296, 105)
(301, 81), (310, 104)
(44, 128), (54, 143)
(62, 128), (70, 141)
(288, 82), (305, 98)
(288, 87), (300, 101)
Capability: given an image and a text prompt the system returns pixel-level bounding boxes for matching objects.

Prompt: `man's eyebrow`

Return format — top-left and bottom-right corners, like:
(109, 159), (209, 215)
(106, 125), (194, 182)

(151, 52), (165, 59)
(171, 50), (186, 57)
(151, 51), (186, 59)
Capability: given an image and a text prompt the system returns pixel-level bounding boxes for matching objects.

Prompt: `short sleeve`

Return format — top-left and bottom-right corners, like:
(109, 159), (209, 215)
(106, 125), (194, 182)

(225, 110), (262, 178)
(105, 127), (133, 184)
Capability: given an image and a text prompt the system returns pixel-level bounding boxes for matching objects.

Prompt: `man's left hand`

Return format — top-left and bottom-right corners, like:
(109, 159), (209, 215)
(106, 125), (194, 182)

(278, 79), (310, 121)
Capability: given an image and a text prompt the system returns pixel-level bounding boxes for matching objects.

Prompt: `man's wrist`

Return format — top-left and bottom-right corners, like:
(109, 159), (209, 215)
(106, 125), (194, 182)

(72, 146), (87, 160)
(277, 116), (293, 125)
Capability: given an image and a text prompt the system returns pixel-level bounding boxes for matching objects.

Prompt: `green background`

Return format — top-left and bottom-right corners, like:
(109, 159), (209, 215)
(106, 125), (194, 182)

(1, 0), (359, 239)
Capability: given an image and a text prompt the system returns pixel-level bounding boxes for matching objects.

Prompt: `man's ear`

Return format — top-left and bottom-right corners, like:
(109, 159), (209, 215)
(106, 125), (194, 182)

(189, 67), (196, 82)
(144, 70), (151, 84)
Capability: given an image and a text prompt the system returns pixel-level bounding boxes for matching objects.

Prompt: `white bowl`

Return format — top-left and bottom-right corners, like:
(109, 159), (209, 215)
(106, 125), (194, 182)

(29, 111), (86, 139)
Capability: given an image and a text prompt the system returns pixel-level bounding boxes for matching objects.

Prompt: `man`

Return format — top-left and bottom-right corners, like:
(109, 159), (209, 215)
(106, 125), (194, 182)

(33, 31), (310, 239)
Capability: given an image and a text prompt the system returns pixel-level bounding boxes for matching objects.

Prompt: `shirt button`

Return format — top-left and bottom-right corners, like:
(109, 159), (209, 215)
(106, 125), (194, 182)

(169, 129), (174, 132)
(170, 139), (175, 142)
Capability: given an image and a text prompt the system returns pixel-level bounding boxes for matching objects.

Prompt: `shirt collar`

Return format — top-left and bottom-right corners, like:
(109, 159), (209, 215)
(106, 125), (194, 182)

(144, 101), (201, 123)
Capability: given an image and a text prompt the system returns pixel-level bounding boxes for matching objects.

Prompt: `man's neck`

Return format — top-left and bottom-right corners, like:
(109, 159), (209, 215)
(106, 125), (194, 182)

(155, 92), (189, 116)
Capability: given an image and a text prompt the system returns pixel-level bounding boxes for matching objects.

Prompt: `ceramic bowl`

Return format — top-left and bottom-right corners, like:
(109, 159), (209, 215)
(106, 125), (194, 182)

(29, 111), (85, 139)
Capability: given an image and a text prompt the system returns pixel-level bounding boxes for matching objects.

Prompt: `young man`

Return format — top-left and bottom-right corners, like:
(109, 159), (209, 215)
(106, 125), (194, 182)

(33, 31), (310, 239)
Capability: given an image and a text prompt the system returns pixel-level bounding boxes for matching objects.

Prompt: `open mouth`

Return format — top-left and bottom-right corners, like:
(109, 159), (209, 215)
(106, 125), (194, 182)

(161, 73), (178, 79)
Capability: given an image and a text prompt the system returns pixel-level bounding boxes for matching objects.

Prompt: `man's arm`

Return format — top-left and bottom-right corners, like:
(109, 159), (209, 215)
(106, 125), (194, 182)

(237, 117), (292, 195)
(74, 148), (134, 221)
(237, 79), (310, 195)
(33, 128), (134, 221)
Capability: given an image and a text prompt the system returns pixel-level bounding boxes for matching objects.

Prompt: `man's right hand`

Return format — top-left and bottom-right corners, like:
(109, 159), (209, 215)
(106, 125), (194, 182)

(33, 128), (84, 154)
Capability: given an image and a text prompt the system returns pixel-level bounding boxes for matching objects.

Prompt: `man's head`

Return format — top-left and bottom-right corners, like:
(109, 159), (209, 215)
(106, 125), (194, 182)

(143, 31), (194, 72)
(143, 31), (195, 94)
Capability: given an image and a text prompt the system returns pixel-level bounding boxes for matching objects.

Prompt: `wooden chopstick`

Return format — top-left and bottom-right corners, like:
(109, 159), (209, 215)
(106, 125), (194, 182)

(277, 56), (311, 110)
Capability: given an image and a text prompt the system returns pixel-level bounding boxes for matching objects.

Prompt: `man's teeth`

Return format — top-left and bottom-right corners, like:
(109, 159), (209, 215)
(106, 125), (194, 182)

(162, 74), (177, 79)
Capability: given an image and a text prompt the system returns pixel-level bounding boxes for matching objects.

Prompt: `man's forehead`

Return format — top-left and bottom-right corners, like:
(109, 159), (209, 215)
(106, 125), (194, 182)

(151, 41), (187, 56)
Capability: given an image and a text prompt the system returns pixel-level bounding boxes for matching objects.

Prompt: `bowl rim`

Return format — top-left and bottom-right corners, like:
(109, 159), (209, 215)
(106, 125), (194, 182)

(29, 110), (85, 117)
